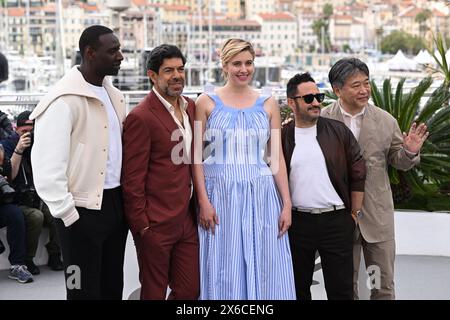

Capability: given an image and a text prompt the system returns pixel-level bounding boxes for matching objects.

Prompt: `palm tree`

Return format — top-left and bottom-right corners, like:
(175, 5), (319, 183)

(429, 33), (450, 86)
(429, 32), (450, 192)
(415, 9), (432, 40)
(371, 77), (450, 201)
(312, 4), (333, 53)
(429, 33), (449, 90)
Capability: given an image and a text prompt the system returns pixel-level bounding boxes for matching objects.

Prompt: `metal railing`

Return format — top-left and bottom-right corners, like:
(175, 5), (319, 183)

(0, 86), (435, 119)
(0, 87), (287, 115)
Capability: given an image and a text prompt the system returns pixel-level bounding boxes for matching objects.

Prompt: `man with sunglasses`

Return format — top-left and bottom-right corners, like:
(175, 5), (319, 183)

(282, 73), (366, 300)
(322, 58), (428, 300)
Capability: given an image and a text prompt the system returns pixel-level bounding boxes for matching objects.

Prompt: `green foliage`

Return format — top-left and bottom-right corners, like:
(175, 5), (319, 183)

(415, 9), (432, 24)
(342, 44), (352, 53)
(428, 33), (450, 195)
(312, 4), (333, 53)
(312, 19), (332, 53)
(380, 30), (426, 55)
(323, 3), (333, 18)
(429, 33), (450, 86)
(395, 186), (450, 212)
(323, 90), (338, 107)
(371, 77), (450, 194)
(280, 104), (293, 124)
(324, 78), (450, 199)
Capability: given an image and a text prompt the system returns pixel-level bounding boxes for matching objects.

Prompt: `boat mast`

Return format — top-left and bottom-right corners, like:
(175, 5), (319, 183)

(25, 0), (31, 90)
(197, 0), (203, 86)
(187, 18), (192, 87)
(57, 0), (66, 77)
(207, 0), (212, 84)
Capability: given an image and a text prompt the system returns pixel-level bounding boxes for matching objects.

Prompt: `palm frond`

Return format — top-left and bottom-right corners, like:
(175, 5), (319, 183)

(370, 79), (385, 110)
(322, 90), (338, 107)
(403, 171), (431, 194)
(417, 83), (450, 123)
(382, 79), (393, 114)
(369, 73), (450, 200)
(429, 33), (450, 84)
(399, 77), (432, 131)
(426, 107), (450, 129)
(393, 78), (405, 119)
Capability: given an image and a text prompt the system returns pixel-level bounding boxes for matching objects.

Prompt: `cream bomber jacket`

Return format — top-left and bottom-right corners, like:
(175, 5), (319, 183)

(30, 66), (126, 226)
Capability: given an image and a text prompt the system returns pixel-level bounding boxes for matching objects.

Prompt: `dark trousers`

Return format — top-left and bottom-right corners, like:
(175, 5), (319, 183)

(56, 187), (128, 300)
(288, 209), (355, 300)
(135, 212), (199, 300)
(20, 203), (61, 260)
(0, 204), (26, 265)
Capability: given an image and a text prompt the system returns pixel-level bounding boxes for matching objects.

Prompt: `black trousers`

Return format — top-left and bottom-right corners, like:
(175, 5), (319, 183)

(56, 187), (128, 300)
(288, 209), (355, 300)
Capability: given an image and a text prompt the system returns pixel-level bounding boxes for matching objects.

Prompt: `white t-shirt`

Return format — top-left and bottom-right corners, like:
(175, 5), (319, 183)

(289, 125), (344, 208)
(88, 83), (122, 189)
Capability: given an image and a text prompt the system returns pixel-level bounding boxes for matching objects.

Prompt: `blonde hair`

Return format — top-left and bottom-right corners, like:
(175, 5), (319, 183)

(220, 38), (255, 79)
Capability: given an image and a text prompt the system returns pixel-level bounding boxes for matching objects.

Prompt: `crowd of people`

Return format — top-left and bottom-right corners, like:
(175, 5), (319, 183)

(0, 109), (64, 284)
(0, 25), (430, 300)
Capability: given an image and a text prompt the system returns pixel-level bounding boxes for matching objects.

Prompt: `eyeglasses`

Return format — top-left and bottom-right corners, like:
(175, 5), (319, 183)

(290, 93), (325, 104)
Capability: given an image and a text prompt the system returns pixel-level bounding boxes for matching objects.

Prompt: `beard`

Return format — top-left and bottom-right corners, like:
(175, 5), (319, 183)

(295, 102), (321, 123)
(105, 66), (120, 76)
(164, 79), (185, 97)
(99, 63), (121, 76)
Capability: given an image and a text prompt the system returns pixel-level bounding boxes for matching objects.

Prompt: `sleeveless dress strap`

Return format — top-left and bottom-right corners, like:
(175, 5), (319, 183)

(204, 92), (224, 110)
(258, 86), (273, 108)
(254, 94), (271, 110)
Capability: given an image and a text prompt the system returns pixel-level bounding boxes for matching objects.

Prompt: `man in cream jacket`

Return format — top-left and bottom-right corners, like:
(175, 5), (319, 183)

(322, 58), (429, 300)
(30, 25), (128, 300)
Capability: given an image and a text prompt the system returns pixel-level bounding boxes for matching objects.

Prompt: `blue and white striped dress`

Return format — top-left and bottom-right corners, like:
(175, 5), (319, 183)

(198, 93), (296, 300)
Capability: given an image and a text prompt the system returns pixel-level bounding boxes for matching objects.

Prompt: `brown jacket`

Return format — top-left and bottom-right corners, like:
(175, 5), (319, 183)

(282, 117), (366, 213)
(322, 101), (420, 242)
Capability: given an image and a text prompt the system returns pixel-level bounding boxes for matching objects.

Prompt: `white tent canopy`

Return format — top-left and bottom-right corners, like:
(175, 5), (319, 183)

(386, 50), (418, 71)
(414, 50), (435, 65)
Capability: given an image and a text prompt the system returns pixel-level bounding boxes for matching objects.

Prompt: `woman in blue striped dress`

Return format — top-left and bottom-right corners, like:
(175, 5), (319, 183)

(193, 39), (296, 300)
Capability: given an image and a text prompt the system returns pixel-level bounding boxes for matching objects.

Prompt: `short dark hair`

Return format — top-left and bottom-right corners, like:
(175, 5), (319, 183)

(328, 58), (369, 90)
(79, 25), (114, 58)
(16, 110), (32, 127)
(146, 44), (186, 83)
(286, 73), (316, 98)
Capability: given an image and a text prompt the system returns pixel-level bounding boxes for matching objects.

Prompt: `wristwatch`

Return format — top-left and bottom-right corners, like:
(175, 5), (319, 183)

(351, 209), (362, 218)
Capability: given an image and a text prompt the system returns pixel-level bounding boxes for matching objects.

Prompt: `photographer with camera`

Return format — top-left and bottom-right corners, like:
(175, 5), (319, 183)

(0, 144), (33, 283)
(0, 52), (33, 283)
(1, 111), (63, 275)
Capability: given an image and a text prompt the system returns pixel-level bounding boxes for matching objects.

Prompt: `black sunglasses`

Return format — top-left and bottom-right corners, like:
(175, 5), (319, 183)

(290, 93), (325, 104)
